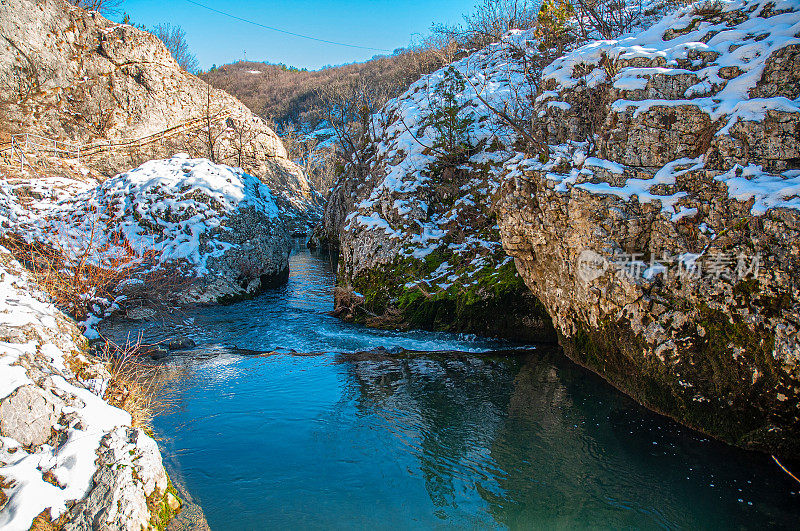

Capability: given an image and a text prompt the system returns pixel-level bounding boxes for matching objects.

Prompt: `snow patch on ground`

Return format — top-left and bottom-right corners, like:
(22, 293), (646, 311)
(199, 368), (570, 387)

(0, 253), (163, 530)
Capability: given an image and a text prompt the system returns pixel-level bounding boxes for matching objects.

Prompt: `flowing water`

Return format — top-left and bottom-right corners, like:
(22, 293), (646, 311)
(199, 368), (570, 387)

(101, 240), (800, 529)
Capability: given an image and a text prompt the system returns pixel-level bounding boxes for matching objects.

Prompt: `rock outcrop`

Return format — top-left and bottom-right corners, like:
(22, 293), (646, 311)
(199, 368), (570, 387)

(321, 42), (557, 342)
(327, 0), (800, 456)
(498, 0), (800, 457)
(0, 251), (177, 530)
(48, 155), (291, 307)
(0, 155), (292, 328)
(0, 0), (321, 231)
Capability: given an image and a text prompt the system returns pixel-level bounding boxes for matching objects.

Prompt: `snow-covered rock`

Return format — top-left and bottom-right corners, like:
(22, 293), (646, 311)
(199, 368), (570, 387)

(0, 251), (172, 530)
(39, 155), (291, 308)
(327, 0), (800, 456)
(323, 35), (556, 341)
(496, 0), (800, 457)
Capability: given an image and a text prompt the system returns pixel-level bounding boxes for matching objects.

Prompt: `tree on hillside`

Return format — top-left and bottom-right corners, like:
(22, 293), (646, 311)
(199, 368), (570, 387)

(433, 0), (540, 50)
(120, 12), (146, 30)
(316, 78), (388, 177)
(67, 0), (122, 15)
(151, 23), (200, 74)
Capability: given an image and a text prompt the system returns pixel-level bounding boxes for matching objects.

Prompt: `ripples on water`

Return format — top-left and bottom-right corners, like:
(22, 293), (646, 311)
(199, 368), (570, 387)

(101, 240), (800, 529)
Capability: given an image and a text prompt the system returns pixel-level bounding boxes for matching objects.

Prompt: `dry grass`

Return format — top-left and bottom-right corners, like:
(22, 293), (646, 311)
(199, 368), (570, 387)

(3, 220), (183, 322)
(692, 0), (723, 17)
(99, 335), (176, 434)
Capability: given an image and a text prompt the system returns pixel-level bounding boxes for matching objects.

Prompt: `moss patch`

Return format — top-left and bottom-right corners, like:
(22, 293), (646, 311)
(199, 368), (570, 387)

(147, 476), (182, 531)
(344, 251), (556, 343)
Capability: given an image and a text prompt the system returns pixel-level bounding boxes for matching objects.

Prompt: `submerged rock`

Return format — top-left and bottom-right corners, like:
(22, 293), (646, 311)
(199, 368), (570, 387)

(167, 337), (196, 350)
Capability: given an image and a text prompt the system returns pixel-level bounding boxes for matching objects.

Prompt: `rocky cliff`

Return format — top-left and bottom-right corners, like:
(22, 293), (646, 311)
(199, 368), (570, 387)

(324, 0), (800, 456)
(499, 0), (800, 456)
(320, 38), (558, 342)
(0, 0), (321, 231)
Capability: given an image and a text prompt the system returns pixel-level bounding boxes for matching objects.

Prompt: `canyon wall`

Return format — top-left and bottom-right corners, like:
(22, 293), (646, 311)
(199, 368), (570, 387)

(324, 0), (800, 455)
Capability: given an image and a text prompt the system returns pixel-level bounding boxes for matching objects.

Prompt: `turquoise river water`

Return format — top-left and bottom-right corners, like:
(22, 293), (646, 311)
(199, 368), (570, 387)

(101, 240), (800, 529)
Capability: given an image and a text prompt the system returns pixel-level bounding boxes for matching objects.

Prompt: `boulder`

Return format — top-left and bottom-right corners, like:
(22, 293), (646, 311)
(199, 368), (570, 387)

(498, 0), (800, 456)
(46, 155), (291, 305)
(0, 385), (63, 447)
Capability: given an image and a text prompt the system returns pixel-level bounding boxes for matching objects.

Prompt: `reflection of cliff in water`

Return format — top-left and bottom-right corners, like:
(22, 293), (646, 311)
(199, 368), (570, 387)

(339, 351), (523, 514)
(338, 347), (799, 529)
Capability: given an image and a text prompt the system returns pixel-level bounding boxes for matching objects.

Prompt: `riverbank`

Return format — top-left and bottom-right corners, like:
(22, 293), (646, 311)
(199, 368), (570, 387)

(0, 250), (178, 530)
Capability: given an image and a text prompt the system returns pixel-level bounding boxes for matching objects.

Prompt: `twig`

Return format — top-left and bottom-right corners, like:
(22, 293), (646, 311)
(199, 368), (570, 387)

(772, 455), (800, 485)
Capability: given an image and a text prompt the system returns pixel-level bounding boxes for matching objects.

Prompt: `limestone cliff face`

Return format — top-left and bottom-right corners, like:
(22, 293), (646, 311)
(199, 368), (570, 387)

(498, 0), (800, 456)
(320, 40), (557, 342)
(327, 0), (800, 455)
(0, 0), (320, 229)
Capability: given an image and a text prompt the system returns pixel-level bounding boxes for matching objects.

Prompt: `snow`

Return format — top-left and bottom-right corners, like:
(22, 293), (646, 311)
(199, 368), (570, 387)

(32, 155), (281, 278)
(584, 157), (625, 175)
(356, 212), (401, 238)
(577, 157), (702, 214)
(0, 253), (135, 530)
(543, 0), (800, 132)
(715, 166), (800, 215)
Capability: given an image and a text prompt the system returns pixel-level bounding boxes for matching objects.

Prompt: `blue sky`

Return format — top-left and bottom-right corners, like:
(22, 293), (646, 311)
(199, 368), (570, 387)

(121, 0), (477, 70)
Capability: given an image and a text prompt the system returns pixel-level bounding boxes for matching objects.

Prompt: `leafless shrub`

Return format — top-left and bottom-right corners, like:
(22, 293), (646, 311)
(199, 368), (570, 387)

(432, 0), (541, 51)
(315, 77), (387, 178)
(66, 0), (122, 16)
(571, 0), (646, 39)
(692, 0), (723, 17)
(150, 23), (200, 74)
(2, 217), (180, 322)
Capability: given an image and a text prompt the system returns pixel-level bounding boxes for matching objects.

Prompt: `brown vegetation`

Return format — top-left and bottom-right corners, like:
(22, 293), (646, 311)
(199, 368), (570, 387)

(99, 336), (175, 434)
(200, 48), (447, 128)
(65, 0), (122, 16)
(1, 212), (185, 324)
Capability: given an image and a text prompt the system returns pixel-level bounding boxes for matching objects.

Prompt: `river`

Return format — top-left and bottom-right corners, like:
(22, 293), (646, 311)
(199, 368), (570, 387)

(100, 240), (800, 529)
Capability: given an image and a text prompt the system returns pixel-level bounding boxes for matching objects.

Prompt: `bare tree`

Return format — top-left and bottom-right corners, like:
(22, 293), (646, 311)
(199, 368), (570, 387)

(66, 0), (122, 16)
(433, 0), (540, 50)
(229, 118), (260, 168)
(150, 23), (200, 74)
(571, 0), (645, 39)
(315, 78), (388, 175)
(202, 84), (225, 163)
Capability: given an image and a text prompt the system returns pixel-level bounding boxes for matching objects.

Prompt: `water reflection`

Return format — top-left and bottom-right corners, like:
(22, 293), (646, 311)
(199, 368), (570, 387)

(100, 245), (799, 529)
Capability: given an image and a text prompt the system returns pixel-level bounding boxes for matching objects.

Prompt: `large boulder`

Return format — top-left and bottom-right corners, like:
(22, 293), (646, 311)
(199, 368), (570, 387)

(325, 45), (556, 342)
(0, 385), (64, 447)
(498, 0), (800, 456)
(46, 154), (291, 306)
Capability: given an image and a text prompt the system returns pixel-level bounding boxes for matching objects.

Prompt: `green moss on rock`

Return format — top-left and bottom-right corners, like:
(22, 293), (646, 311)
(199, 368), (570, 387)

(147, 476), (182, 531)
(344, 252), (556, 343)
(561, 309), (799, 458)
